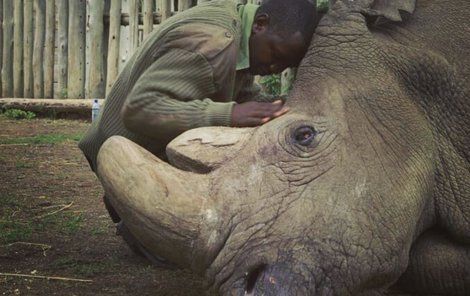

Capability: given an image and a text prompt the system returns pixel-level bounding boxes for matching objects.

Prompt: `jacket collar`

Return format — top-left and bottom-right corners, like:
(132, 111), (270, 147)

(236, 3), (259, 71)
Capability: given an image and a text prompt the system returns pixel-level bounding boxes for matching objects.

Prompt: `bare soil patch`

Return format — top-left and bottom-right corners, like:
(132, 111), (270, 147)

(0, 115), (206, 295)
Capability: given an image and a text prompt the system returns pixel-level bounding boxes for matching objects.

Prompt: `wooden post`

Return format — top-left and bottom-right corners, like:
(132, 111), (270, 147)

(44, 0), (54, 98)
(100, 0), (110, 96)
(178, 0), (191, 11)
(56, 0), (68, 98)
(13, 0), (23, 97)
(119, 0), (131, 70)
(68, 0), (86, 99)
(23, 0), (34, 98)
(32, 0), (45, 98)
(2, 0), (14, 98)
(143, 0), (153, 39)
(159, 0), (171, 21)
(0, 0), (3, 96)
(105, 0), (121, 95)
(129, 0), (139, 51)
(88, 0), (105, 99)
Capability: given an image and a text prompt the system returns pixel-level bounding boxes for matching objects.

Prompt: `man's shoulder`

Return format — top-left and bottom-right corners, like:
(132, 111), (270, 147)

(149, 0), (242, 70)
(164, 22), (239, 61)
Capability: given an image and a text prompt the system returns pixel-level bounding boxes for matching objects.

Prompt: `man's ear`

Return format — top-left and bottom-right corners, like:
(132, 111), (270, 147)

(252, 13), (270, 33)
(361, 0), (416, 23)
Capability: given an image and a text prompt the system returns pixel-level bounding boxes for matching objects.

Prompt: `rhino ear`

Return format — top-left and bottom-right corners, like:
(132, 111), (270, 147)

(362, 0), (416, 22)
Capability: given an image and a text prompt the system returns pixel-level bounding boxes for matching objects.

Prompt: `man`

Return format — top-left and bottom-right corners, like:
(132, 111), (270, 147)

(79, 0), (318, 262)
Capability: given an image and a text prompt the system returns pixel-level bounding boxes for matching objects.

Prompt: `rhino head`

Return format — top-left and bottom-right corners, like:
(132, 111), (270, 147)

(97, 0), (470, 294)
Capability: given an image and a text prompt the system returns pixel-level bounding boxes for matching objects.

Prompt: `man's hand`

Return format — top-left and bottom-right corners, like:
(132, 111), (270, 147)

(231, 100), (289, 127)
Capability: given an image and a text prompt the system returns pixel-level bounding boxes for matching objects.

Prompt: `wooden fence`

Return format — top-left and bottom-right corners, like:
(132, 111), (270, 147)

(0, 0), (263, 100)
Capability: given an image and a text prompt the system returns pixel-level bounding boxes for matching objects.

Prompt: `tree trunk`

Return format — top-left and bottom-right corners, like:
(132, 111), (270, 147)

(159, 0), (171, 22)
(56, 0), (68, 98)
(23, 0), (34, 98)
(67, 0), (86, 98)
(143, 0), (153, 39)
(129, 0), (139, 51)
(2, 0), (13, 98)
(33, 0), (45, 98)
(105, 0), (121, 95)
(178, 0), (191, 11)
(43, 0), (54, 98)
(88, 0), (105, 99)
(13, 0), (23, 97)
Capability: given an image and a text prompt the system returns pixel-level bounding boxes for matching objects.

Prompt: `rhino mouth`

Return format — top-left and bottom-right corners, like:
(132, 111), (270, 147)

(243, 263), (312, 295)
(245, 265), (267, 295)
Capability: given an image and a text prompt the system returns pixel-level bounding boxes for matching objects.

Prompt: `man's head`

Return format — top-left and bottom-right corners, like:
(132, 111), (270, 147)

(249, 0), (318, 76)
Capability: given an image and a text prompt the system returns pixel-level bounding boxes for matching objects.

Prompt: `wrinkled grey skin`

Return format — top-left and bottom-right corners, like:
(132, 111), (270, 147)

(99, 0), (470, 295)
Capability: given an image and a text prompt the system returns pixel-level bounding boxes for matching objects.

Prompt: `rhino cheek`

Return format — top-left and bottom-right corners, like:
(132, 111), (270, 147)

(210, 118), (428, 294)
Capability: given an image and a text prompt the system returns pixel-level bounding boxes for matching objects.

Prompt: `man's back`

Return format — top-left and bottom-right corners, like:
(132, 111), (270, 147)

(79, 0), (242, 171)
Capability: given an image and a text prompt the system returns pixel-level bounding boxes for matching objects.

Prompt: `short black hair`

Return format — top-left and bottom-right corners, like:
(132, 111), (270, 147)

(257, 0), (317, 46)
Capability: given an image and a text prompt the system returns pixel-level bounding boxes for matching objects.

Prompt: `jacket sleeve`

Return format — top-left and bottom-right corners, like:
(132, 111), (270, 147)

(122, 48), (234, 141)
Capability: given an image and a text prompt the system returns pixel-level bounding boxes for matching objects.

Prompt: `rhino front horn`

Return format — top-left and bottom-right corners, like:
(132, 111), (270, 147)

(97, 136), (220, 272)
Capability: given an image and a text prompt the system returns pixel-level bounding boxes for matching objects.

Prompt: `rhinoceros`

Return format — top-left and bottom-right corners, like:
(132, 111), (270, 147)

(96, 0), (469, 294)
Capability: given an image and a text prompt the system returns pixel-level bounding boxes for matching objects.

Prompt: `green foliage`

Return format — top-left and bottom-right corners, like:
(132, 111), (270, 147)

(72, 261), (111, 276)
(60, 88), (68, 99)
(3, 109), (36, 120)
(35, 212), (84, 235)
(90, 225), (108, 235)
(0, 133), (83, 145)
(260, 74), (282, 96)
(0, 196), (32, 243)
(51, 256), (117, 276)
(15, 161), (33, 169)
(0, 213), (84, 244)
(0, 195), (84, 244)
(0, 221), (33, 243)
(60, 213), (84, 235)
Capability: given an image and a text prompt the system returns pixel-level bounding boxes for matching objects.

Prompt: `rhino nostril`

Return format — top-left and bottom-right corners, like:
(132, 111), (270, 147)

(245, 263), (310, 295)
(245, 264), (267, 294)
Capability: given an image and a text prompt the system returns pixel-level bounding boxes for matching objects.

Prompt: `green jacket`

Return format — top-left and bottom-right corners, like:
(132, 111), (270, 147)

(79, 0), (270, 171)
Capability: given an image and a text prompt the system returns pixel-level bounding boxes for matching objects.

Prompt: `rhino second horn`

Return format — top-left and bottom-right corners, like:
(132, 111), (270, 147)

(97, 136), (219, 272)
(166, 126), (253, 173)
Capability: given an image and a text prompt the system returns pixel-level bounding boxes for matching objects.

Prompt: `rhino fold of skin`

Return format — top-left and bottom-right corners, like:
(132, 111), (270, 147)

(96, 0), (470, 295)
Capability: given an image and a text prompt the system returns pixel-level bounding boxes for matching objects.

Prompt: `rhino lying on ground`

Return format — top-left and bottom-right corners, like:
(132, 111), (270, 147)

(97, 0), (469, 294)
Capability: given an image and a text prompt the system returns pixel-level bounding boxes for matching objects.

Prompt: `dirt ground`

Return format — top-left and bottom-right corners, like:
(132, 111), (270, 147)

(0, 115), (207, 295)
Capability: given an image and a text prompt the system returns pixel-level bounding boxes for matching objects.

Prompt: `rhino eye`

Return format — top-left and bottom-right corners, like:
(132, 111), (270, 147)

(293, 126), (317, 146)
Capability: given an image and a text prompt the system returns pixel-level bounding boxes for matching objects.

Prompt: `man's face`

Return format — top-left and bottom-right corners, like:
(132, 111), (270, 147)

(249, 19), (306, 76)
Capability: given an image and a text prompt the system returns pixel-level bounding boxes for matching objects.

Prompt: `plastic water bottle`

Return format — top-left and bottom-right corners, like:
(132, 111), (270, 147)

(92, 99), (100, 122)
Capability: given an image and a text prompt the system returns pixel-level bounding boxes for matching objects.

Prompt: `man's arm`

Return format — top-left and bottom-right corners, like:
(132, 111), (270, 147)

(122, 48), (234, 141)
(122, 48), (288, 139)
